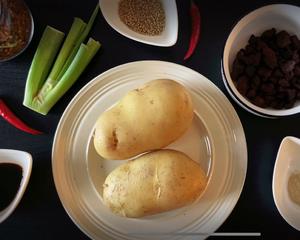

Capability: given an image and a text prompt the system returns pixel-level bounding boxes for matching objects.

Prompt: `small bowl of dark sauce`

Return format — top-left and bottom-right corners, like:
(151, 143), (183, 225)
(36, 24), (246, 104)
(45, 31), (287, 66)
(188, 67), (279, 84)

(0, 149), (32, 223)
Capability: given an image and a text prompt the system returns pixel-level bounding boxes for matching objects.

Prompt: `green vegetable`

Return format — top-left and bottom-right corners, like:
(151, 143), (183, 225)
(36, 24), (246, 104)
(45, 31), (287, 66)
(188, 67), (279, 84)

(0, 42), (18, 48)
(48, 18), (87, 82)
(23, 5), (100, 115)
(33, 39), (100, 114)
(57, 6), (99, 80)
(23, 26), (64, 107)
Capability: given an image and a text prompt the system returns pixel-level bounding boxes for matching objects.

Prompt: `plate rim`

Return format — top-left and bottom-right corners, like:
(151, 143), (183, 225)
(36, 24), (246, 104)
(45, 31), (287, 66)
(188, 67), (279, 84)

(52, 60), (247, 240)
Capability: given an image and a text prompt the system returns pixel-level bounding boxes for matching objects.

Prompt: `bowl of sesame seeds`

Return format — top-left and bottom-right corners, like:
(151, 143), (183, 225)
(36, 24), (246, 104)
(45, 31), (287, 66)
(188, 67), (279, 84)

(99, 0), (178, 47)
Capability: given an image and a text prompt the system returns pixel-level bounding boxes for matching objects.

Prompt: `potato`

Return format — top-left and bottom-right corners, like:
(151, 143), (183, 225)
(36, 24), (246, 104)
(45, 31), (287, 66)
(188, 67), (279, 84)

(103, 149), (207, 218)
(94, 79), (194, 160)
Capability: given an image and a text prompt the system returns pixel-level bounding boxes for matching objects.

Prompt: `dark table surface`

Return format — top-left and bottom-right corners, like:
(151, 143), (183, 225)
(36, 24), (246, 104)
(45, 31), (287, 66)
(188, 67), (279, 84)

(1, 0), (300, 239)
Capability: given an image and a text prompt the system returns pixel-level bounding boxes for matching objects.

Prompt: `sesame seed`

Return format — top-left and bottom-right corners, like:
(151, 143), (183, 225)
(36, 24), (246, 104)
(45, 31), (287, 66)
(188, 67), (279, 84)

(118, 0), (165, 36)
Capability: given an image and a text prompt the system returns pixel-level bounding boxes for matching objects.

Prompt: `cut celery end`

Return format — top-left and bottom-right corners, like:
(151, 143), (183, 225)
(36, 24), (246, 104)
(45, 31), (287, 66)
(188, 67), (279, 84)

(37, 18), (87, 99)
(30, 40), (101, 115)
(23, 26), (64, 107)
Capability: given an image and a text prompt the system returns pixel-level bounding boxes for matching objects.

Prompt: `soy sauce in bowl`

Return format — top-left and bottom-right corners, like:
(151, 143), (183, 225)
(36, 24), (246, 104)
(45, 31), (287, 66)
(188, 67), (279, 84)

(0, 163), (22, 211)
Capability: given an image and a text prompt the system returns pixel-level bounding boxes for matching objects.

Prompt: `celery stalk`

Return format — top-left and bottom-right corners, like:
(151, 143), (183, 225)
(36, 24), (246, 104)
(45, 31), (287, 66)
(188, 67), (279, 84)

(23, 5), (100, 115)
(23, 26), (64, 107)
(57, 5), (99, 80)
(48, 18), (87, 82)
(36, 18), (87, 99)
(31, 39), (101, 115)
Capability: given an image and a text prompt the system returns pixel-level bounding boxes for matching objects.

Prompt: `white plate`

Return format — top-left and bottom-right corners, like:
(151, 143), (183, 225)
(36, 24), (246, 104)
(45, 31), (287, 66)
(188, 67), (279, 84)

(99, 0), (178, 47)
(52, 61), (247, 240)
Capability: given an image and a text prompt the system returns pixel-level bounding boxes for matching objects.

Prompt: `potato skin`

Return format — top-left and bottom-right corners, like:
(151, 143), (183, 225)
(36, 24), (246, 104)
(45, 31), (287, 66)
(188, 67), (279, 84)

(94, 79), (194, 160)
(103, 150), (207, 218)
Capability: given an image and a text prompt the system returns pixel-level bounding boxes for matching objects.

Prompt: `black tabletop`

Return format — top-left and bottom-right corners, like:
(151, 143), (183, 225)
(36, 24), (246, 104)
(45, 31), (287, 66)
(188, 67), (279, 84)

(1, 0), (300, 239)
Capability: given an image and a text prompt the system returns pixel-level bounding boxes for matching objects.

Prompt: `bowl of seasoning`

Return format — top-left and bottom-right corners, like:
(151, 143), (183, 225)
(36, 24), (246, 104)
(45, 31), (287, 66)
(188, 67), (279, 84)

(99, 0), (178, 47)
(273, 136), (300, 231)
(0, 149), (32, 223)
(0, 0), (34, 62)
(222, 4), (300, 118)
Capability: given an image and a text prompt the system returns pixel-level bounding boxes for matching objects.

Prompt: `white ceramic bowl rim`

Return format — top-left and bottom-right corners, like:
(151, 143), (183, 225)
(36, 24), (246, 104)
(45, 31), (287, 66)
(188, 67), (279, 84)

(272, 136), (300, 231)
(0, 149), (32, 223)
(222, 4), (300, 118)
(221, 60), (277, 118)
(99, 0), (178, 47)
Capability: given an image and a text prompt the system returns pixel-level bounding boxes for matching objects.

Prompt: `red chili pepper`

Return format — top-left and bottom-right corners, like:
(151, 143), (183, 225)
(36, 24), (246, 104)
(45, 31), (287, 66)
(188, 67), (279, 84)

(184, 0), (201, 60)
(0, 98), (43, 135)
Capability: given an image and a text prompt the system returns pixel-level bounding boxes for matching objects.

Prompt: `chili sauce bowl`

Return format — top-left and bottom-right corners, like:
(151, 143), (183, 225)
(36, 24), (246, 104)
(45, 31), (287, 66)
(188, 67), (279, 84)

(272, 137), (300, 231)
(99, 0), (178, 47)
(0, 149), (32, 223)
(221, 4), (300, 118)
(0, 2), (34, 62)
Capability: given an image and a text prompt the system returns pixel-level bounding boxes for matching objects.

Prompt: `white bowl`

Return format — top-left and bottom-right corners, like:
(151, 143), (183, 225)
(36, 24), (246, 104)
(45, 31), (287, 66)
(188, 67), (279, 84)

(222, 4), (300, 118)
(99, 0), (178, 47)
(0, 150), (32, 223)
(272, 137), (300, 231)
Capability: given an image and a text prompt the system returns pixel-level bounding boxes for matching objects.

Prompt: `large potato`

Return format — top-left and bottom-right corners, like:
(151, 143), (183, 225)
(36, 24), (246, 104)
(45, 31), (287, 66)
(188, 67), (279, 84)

(103, 149), (207, 218)
(94, 79), (194, 160)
